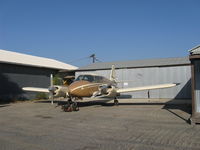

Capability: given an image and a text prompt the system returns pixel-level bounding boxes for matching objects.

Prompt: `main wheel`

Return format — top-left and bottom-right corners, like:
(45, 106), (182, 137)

(62, 104), (73, 112)
(72, 102), (79, 111)
(114, 99), (119, 106)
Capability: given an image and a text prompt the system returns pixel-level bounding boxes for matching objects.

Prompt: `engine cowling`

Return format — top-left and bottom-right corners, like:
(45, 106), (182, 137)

(104, 86), (118, 97)
(51, 85), (68, 98)
(92, 85), (118, 98)
(99, 85), (109, 95)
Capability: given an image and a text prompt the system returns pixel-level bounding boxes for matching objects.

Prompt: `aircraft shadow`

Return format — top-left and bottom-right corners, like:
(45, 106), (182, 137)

(35, 99), (192, 124)
(35, 99), (191, 109)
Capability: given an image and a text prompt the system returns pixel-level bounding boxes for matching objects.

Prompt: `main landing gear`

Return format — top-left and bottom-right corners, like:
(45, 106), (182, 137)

(61, 98), (79, 112)
(114, 97), (119, 106)
(61, 97), (119, 112)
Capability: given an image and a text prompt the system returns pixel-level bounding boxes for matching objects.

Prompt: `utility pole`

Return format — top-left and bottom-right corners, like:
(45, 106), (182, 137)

(90, 54), (96, 63)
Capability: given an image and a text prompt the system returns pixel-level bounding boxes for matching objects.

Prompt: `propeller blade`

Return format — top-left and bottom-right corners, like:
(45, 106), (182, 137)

(50, 74), (53, 87)
(50, 74), (54, 105)
(50, 92), (54, 105)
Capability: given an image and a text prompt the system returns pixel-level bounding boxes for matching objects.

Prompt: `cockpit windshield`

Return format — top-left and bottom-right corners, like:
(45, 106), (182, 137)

(75, 75), (95, 82)
(75, 74), (112, 83)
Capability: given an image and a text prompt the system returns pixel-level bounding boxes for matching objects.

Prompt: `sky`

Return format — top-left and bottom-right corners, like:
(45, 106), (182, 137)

(0, 0), (200, 67)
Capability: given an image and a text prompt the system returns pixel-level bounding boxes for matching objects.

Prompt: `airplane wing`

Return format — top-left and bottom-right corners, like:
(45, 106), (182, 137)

(22, 87), (49, 93)
(116, 83), (178, 93)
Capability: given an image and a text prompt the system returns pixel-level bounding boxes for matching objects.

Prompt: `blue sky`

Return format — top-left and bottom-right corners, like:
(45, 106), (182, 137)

(0, 0), (200, 66)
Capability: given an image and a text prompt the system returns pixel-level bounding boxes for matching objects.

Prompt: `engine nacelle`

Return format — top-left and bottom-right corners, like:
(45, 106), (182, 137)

(52, 85), (68, 98)
(92, 85), (118, 98)
(105, 86), (118, 97)
(98, 85), (109, 95)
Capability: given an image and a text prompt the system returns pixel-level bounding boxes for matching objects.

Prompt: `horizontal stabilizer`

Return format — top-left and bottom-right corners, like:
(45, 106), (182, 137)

(117, 83), (178, 93)
(22, 87), (49, 93)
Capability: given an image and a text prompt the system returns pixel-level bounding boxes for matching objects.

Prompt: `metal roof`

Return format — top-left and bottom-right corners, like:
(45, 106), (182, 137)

(0, 49), (78, 70)
(78, 57), (190, 71)
(189, 45), (200, 55)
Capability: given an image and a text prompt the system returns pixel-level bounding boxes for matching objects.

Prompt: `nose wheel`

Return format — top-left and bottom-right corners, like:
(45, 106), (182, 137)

(61, 98), (79, 112)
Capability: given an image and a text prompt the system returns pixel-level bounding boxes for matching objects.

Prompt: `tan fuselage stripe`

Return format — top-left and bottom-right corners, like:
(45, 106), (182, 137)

(70, 83), (104, 93)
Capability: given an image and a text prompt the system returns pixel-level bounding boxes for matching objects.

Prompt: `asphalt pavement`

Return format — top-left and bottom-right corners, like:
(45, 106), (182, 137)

(0, 99), (199, 150)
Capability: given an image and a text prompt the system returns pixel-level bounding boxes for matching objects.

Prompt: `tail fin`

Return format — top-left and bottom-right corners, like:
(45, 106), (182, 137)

(110, 65), (116, 82)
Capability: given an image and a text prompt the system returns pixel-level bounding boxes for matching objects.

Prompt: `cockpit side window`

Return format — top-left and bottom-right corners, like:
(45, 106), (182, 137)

(94, 76), (103, 82)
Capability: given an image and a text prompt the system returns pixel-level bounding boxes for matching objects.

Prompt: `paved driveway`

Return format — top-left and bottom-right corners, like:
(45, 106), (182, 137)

(0, 99), (199, 150)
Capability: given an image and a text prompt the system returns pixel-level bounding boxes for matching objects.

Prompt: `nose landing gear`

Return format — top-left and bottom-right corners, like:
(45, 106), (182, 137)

(61, 98), (79, 112)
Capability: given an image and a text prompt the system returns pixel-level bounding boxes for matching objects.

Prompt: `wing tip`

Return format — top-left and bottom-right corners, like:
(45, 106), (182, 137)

(174, 83), (180, 86)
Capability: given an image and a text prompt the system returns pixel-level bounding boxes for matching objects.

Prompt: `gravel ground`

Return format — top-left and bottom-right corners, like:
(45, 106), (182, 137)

(0, 99), (199, 150)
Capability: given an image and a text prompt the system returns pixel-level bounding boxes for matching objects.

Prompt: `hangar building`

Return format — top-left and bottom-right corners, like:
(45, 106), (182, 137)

(189, 45), (200, 123)
(0, 49), (77, 101)
(77, 57), (191, 99)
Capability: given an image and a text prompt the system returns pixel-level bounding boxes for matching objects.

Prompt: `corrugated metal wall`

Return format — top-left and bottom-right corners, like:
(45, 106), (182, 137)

(76, 65), (191, 99)
(194, 60), (200, 112)
(0, 63), (57, 100)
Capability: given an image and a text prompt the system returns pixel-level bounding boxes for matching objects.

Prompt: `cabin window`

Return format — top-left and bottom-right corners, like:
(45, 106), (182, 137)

(94, 76), (103, 82)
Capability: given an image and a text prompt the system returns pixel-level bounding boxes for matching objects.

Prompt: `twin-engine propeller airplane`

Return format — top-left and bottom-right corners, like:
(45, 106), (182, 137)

(23, 65), (179, 111)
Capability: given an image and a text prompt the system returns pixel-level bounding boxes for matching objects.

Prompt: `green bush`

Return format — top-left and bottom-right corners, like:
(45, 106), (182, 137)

(53, 74), (63, 85)
(35, 92), (48, 100)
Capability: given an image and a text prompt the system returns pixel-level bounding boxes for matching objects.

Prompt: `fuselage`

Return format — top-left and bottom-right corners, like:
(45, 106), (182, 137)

(68, 74), (114, 97)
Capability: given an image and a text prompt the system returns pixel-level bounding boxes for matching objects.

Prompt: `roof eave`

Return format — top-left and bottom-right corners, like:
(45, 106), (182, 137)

(0, 61), (77, 71)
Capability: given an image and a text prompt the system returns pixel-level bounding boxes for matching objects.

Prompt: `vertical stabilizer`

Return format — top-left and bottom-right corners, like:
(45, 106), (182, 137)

(110, 65), (116, 82)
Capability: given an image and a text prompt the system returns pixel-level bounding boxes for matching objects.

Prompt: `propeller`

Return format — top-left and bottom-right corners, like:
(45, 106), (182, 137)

(48, 74), (55, 105)
(48, 74), (67, 103)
